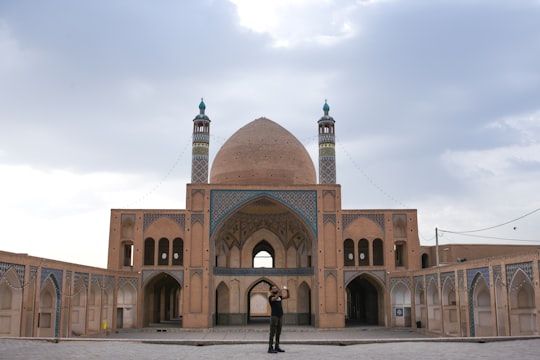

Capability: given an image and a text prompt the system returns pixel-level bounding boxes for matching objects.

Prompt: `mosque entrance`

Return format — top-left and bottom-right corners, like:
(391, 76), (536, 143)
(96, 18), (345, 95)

(346, 275), (383, 326)
(143, 273), (182, 327)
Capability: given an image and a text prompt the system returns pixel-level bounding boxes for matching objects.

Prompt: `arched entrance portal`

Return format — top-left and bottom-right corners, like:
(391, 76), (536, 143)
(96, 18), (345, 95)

(248, 280), (273, 324)
(346, 275), (384, 326)
(143, 273), (182, 327)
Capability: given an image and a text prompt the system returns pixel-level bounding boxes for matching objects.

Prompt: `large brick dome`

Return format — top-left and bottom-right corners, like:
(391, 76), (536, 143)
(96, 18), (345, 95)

(210, 118), (316, 185)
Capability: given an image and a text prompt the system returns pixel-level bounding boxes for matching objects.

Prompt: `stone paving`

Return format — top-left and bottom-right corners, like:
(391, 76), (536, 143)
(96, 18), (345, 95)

(1, 326), (539, 360)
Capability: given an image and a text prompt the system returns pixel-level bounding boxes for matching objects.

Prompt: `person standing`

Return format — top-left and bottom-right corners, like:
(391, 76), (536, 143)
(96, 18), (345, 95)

(268, 284), (289, 353)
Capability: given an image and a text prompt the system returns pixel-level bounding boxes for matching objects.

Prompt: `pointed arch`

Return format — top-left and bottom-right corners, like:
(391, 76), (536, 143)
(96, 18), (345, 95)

(38, 275), (60, 337)
(142, 272), (182, 327)
(215, 281), (230, 325)
(345, 273), (385, 326)
(391, 281), (411, 327)
(117, 282), (137, 329)
(508, 269), (536, 335)
(441, 277), (458, 336)
(0, 267), (23, 336)
(469, 273), (492, 337)
(70, 277), (88, 336)
(246, 278), (273, 324)
(297, 281), (312, 325)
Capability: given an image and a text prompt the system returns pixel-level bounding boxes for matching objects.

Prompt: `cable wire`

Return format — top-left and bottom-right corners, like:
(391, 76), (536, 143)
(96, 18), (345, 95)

(439, 206), (540, 234)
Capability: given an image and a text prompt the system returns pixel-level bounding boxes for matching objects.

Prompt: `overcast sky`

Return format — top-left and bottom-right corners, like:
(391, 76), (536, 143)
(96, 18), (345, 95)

(1, 0), (539, 268)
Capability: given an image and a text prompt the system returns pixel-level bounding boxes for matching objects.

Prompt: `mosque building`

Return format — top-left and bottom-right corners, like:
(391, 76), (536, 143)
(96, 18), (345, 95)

(1, 100), (539, 337)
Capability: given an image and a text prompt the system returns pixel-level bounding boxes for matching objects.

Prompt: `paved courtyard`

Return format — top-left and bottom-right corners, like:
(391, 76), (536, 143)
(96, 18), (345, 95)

(1, 327), (539, 360)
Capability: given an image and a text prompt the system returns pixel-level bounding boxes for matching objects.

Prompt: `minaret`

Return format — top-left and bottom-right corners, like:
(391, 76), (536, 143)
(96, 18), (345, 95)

(318, 100), (336, 184)
(191, 99), (211, 183)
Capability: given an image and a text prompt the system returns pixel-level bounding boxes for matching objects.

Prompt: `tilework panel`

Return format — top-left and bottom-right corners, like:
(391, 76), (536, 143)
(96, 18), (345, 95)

(343, 270), (386, 286)
(390, 277), (411, 290)
(143, 213), (186, 232)
(441, 271), (455, 286)
(210, 190), (317, 235)
(214, 268), (314, 276)
(191, 213), (205, 225)
(342, 213), (385, 234)
(142, 270), (184, 286)
(467, 267), (490, 288)
(426, 273), (438, 288)
(0, 262), (25, 287)
(40, 268), (62, 338)
(74, 272), (89, 289)
(505, 261), (533, 286)
(118, 277), (138, 290)
(323, 213), (336, 225)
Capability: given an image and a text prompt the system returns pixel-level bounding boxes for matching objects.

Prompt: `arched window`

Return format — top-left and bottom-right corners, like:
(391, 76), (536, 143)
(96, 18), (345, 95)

(253, 240), (274, 268)
(358, 239), (369, 266)
(172, 238), (183, 266)
(421, 253), (429, 268)
(144, 238), (155, 265)
(344, 239), (354, 266)
(373, 238), (384, 266)
(158, 238), (169, 266)
(122, 241), (134, 267)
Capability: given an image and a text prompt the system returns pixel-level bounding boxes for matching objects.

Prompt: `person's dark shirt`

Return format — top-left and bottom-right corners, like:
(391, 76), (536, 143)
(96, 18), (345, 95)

(269, 295), (284, 317)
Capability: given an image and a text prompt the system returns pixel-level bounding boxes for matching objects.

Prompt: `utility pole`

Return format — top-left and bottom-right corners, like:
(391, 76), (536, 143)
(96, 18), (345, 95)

(435, 227), (439, 267)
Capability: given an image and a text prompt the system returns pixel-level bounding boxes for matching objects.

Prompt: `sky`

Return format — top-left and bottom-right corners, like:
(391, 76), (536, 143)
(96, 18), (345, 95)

(1, 0), (539, 268)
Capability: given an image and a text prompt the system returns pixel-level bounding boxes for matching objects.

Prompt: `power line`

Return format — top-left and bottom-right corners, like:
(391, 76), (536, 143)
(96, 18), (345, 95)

(125, 139), (191, 207)
(440, 232), (540, 244)
(336, 139), (408, 209)
(439, 206), (540, 234)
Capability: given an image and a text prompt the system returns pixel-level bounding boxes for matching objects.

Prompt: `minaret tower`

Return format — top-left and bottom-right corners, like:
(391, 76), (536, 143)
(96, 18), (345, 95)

(191, 98), (211, 183)
(318, 100), (336, 184)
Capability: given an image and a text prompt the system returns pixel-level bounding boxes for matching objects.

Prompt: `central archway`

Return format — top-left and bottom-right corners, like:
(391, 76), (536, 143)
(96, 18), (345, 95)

(345, 274), (384, 326)
(143, 273), (182, 327)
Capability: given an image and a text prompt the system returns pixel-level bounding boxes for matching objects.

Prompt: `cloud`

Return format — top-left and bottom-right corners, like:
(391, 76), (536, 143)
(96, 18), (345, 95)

(229, 0), (366, 47)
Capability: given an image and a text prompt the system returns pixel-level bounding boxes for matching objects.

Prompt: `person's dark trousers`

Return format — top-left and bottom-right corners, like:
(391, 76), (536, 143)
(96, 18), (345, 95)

(269, 315), (283, 351)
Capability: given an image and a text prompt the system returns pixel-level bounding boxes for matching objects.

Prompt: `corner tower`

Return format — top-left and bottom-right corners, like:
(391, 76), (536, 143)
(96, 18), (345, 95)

(191, 99), (211, 183)
(318, 100), (336, 184)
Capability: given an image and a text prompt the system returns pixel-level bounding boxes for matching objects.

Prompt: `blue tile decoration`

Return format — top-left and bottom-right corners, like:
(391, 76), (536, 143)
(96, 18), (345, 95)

(505, 261), (533, 289)
(40, 268), (62, 338)
(426, 273), (438, 288)
(191, 213), (205, 225)
(118, 277), (138, 290)
(493, 265), (502, 284)
(143, 213), (186, 232)
(342, 213), (385, 233)
(441, 271), (455, 287)
(467, 267), (490, 289)
(214, 267), (314, 276)
(74, 272), (89, 289)
(0, 261), (25, 287)
(458, 270), (465, 291)
(210, 190), (317, 235)
(467, 268), (490, 337)
(323, 213), (336, 225)
(390, 276), (411, 290)
(414, 276), (425, 291)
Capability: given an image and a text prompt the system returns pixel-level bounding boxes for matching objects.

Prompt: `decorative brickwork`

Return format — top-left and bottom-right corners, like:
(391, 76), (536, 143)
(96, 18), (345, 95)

(342, 213), (385, 233)
(143, 213), (185, 232)
(210, 190), (317, 235)
(505, 261), (533, 288)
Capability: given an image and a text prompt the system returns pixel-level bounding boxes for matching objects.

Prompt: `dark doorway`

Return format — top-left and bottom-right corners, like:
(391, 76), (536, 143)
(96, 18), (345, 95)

(143, 273), (182, 327)
(346, 276), (381, 326)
